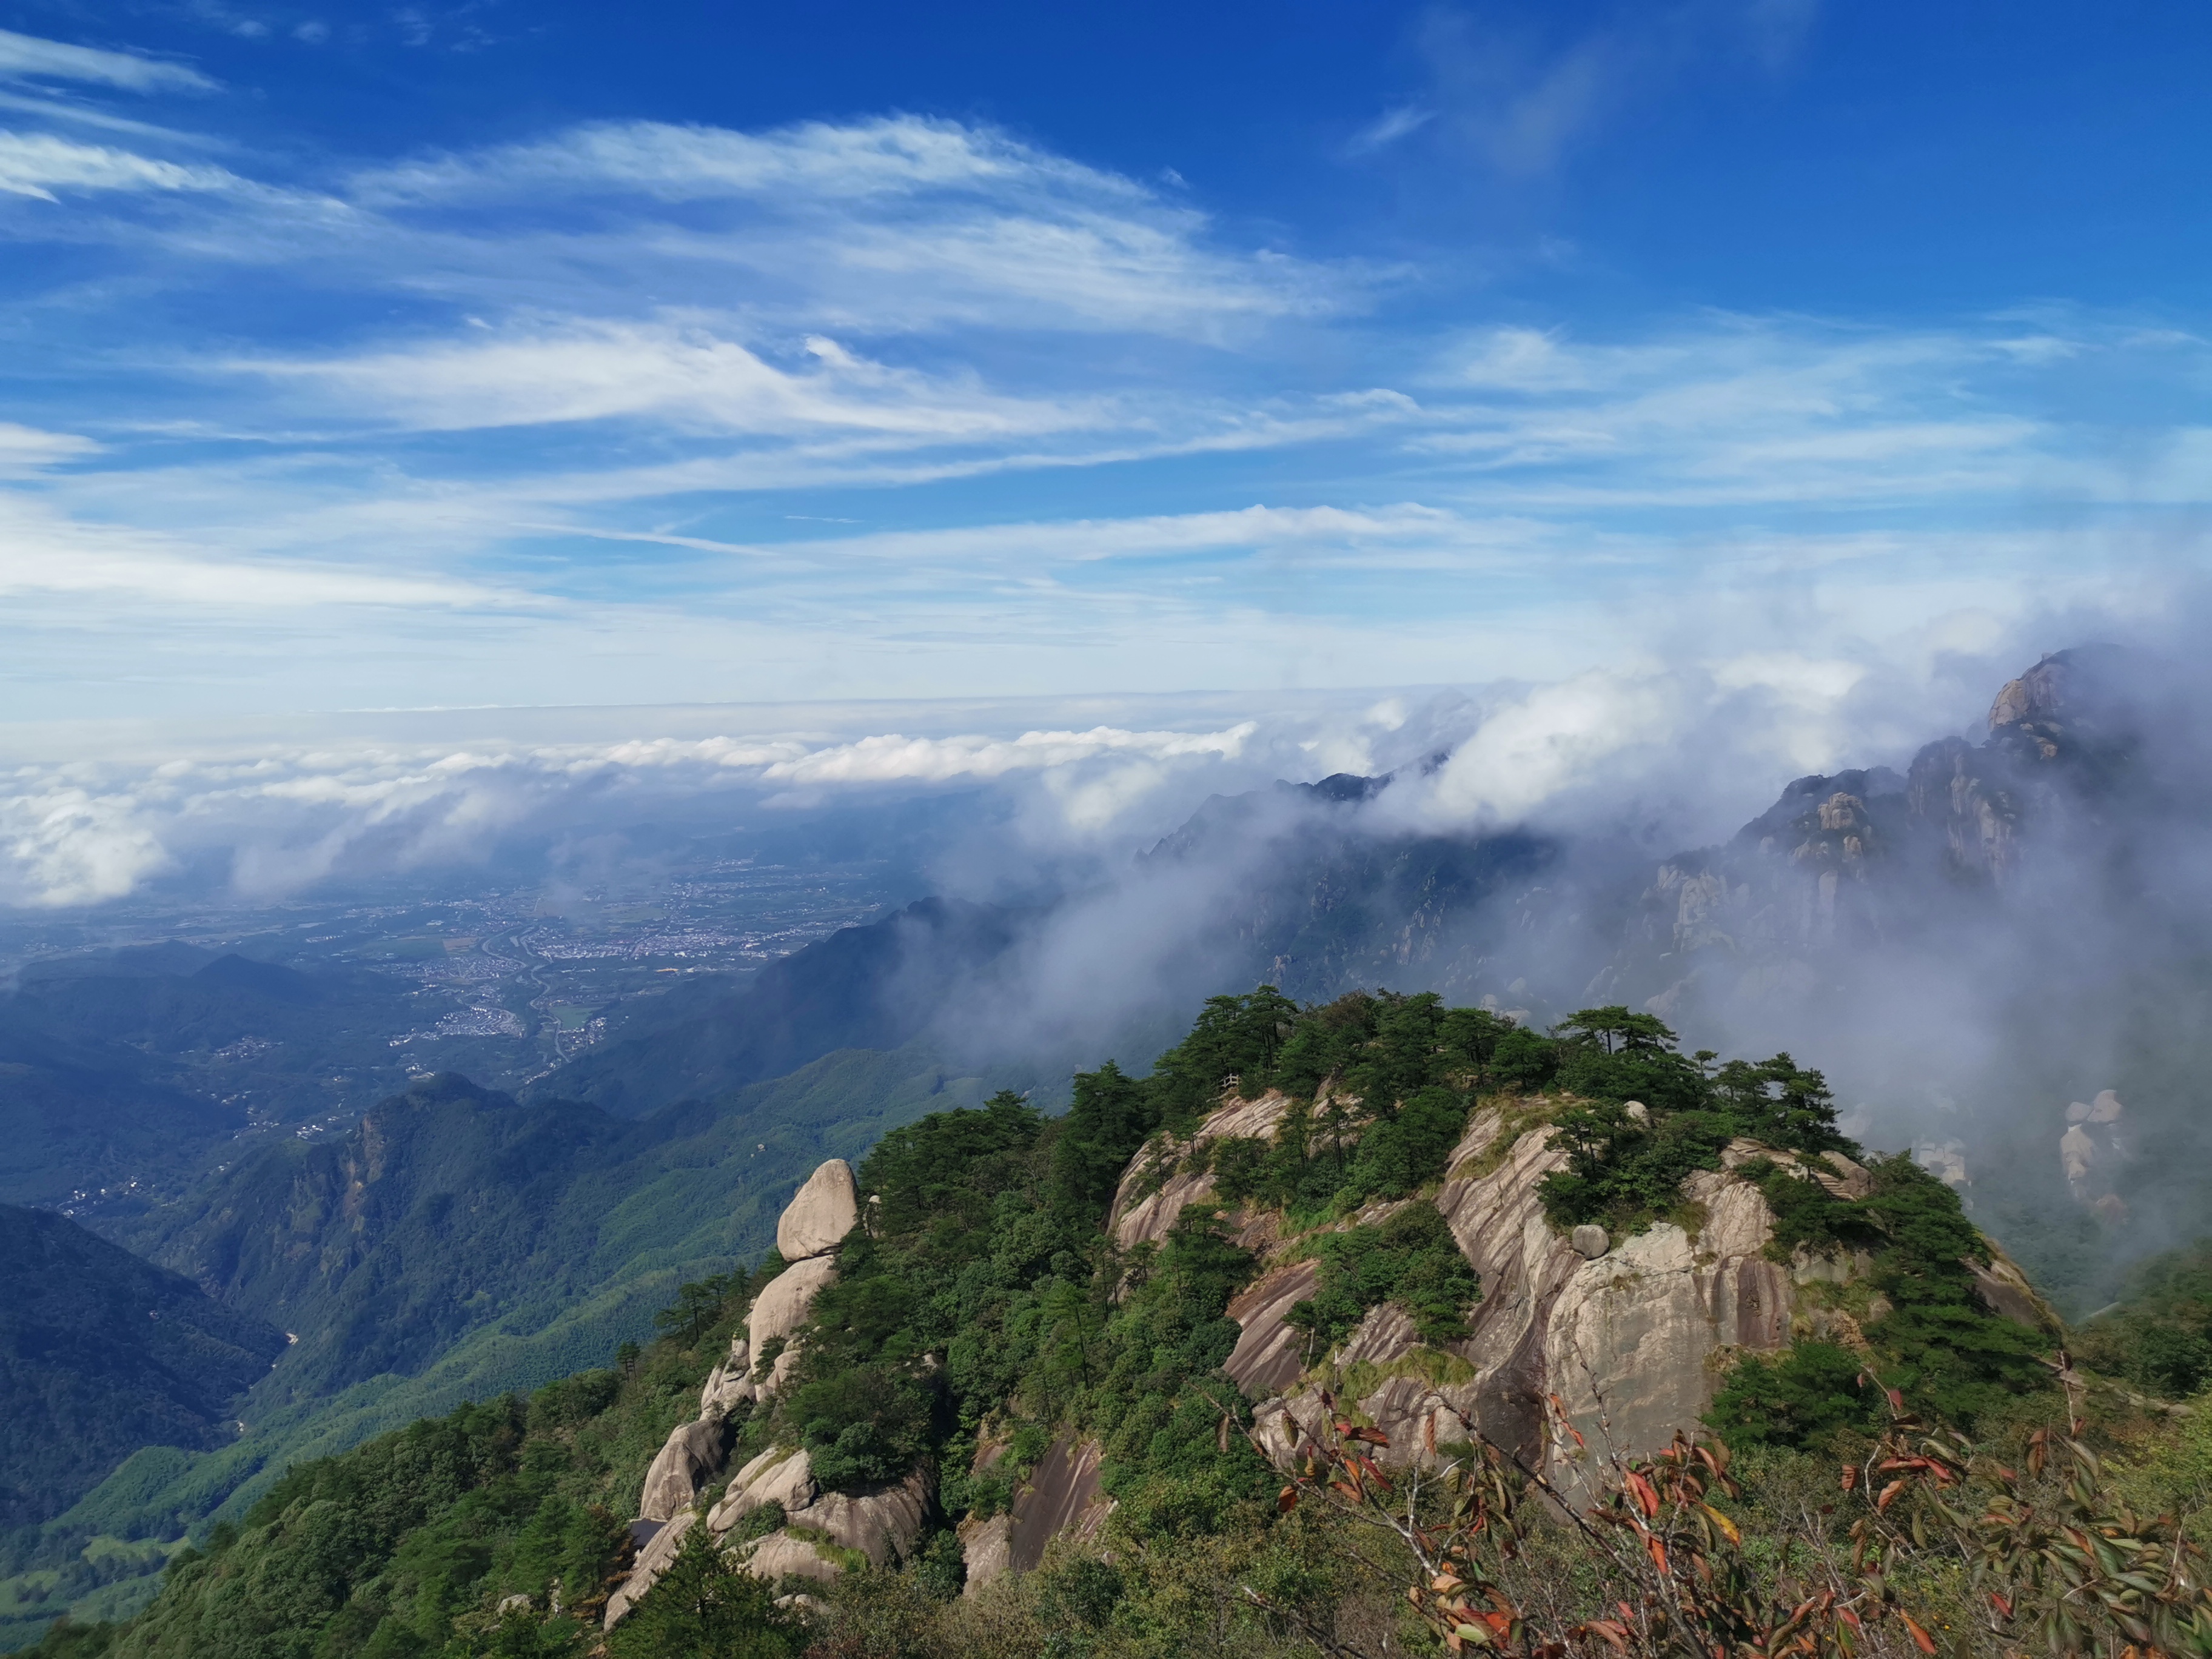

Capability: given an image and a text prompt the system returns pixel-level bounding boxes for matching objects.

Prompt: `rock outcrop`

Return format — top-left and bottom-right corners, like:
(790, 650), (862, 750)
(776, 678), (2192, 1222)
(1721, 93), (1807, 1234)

(604, 1512), (694, 1627)
(605, 1158), (864, 1628)
(1122, 1090), (2046, 1520)
(960, 1435), (1111, 1594)
(700, 1337), (752, 1418)
(1110, 1090), (1295, 1250)
(705, 1446), (931, 1580)
(2061, 1090), (2128, 1215)
(777, 1159), (861, 1261)
(748, 1254), (839, 1397)
(637, 1416), (732, 1524)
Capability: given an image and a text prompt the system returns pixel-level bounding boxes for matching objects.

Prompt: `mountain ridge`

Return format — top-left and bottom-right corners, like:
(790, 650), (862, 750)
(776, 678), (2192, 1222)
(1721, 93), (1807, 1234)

(0, 1206), (287, 1532)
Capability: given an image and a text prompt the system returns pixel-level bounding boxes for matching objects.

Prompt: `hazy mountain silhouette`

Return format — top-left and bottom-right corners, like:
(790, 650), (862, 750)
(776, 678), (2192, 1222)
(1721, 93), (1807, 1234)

(0, 1204), (286, 1529)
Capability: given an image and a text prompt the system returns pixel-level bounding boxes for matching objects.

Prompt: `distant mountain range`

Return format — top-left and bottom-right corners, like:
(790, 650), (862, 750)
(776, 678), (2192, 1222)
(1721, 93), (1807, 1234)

(0, 1204), (286, 1532)
(0, 948), (456, 1213)
(540, 897), (1030, 1118)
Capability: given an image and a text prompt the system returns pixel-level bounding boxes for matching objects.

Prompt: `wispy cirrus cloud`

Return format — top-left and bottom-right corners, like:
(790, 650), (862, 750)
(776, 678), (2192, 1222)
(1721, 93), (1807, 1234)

(351, 116), (1151, 206)
(235, 318), (1103, 437)
(342, 116), (1357, 339)
(0, 26), (216, 93)
(0, 129), (241, 198)
(0, 25), (2201, 725)
(1395, 1), (1818, 176)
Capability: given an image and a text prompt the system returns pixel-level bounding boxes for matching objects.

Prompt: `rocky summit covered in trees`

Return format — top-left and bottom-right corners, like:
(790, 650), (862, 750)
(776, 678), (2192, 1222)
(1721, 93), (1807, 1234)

(31, 991), (2212, 1658)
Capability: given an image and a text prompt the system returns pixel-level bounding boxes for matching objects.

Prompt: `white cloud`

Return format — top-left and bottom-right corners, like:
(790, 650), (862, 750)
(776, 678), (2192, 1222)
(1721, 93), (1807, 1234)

(0, 781), (173, 905)
(353, 115), (1153, 207)
(1411, 317), (2093, 509)
(753, 722), (1257, 785)
(0, 717), (1268, 905)
(0, 423), (99, 472)
(1411, 1), (1817, 178)
(0, 492), (518, 608)
(0, 27), (216, 94)
(683, 503), (1482, 568)
(1399, 669), (1687, 826)
(0, 87), (2198, 726)
(0, 130), (240, 198)
(344, 116), (1351, 339)
(1346, 106), (1436, 156)
(238, 318), (1098, 436)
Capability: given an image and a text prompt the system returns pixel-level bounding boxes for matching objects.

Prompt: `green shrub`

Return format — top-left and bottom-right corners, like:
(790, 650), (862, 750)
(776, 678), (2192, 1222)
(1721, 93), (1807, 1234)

(603, 1522), (800, 1659)
(1708, 1155), (2053, 1448)
(1285, 1204), (1481, 1351)
(1707, 1341), (1876, 1449)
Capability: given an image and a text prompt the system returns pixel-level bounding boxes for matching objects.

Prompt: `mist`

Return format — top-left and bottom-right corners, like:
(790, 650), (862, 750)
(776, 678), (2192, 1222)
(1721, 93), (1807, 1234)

(5, 596), (2210, 1309)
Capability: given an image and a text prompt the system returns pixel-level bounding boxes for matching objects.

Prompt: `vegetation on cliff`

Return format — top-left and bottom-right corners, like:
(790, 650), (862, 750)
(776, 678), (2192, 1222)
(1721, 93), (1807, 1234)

(35, 987), (2211, 1659)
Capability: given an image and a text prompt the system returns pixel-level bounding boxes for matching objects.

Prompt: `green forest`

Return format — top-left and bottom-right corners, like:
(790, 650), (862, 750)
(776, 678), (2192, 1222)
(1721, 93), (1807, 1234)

(27, 990), (2212, 1658)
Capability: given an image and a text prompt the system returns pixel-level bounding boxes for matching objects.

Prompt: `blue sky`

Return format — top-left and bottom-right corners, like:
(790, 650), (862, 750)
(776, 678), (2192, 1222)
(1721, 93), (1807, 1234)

(1, 0), (2208, 722)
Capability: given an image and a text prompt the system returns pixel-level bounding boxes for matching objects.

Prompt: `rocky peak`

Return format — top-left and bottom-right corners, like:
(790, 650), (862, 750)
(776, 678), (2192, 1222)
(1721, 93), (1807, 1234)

(776, 1159), (859, 1262)
(605, 1156), (879, 1629)
(1987, 643), (2132, 759)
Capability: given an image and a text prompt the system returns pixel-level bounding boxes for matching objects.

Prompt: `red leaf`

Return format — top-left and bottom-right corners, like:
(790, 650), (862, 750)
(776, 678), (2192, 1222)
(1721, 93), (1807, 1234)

(1624, 1470), (1661, 1520)
(1277, 1484), (1298, 1514)
(1899, 1611), (1937, 1654)
(1875, 1478), (1906, 1513)
(1989, 1591), (2013, 1620)
(1645, 1535), (1669, 1575)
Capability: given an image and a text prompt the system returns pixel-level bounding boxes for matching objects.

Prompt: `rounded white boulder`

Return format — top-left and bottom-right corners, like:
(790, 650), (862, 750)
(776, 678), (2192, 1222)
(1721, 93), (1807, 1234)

(777, 1160), (860, 1262)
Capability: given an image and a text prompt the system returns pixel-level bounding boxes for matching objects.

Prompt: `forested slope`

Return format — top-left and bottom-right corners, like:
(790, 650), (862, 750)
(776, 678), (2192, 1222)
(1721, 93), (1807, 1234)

(0, 1208), (287, 1531)
(40, 990), (2212, 1658)
(0, 1044), (1005, 1649)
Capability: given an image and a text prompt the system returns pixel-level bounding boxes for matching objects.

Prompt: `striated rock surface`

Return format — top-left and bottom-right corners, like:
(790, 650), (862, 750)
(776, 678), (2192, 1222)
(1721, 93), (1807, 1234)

(959, 1513), (1013, 1594)
(1111, 1090), (1294, 1250)
(1007, 1436), (1110, 1575)
(1241, 1105), (1857, 1494)
(1222, 1259), (1319, 1396)
(1967, 1248), (2059, 1332)
(1541, 1217), (1791, 1500)
(777, 1160), (860, 1262)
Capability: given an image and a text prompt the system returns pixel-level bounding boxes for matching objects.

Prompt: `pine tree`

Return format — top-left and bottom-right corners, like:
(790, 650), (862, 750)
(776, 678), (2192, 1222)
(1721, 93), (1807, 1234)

(606, 1524), (802, 1659)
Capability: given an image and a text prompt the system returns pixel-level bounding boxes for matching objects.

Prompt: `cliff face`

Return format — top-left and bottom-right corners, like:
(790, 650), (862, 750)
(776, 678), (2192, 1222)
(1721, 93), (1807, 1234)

(604, 1076), (2049, 1617)
(1111, 1093), (2028, 1508)
(1603, 645), (2148, 991)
